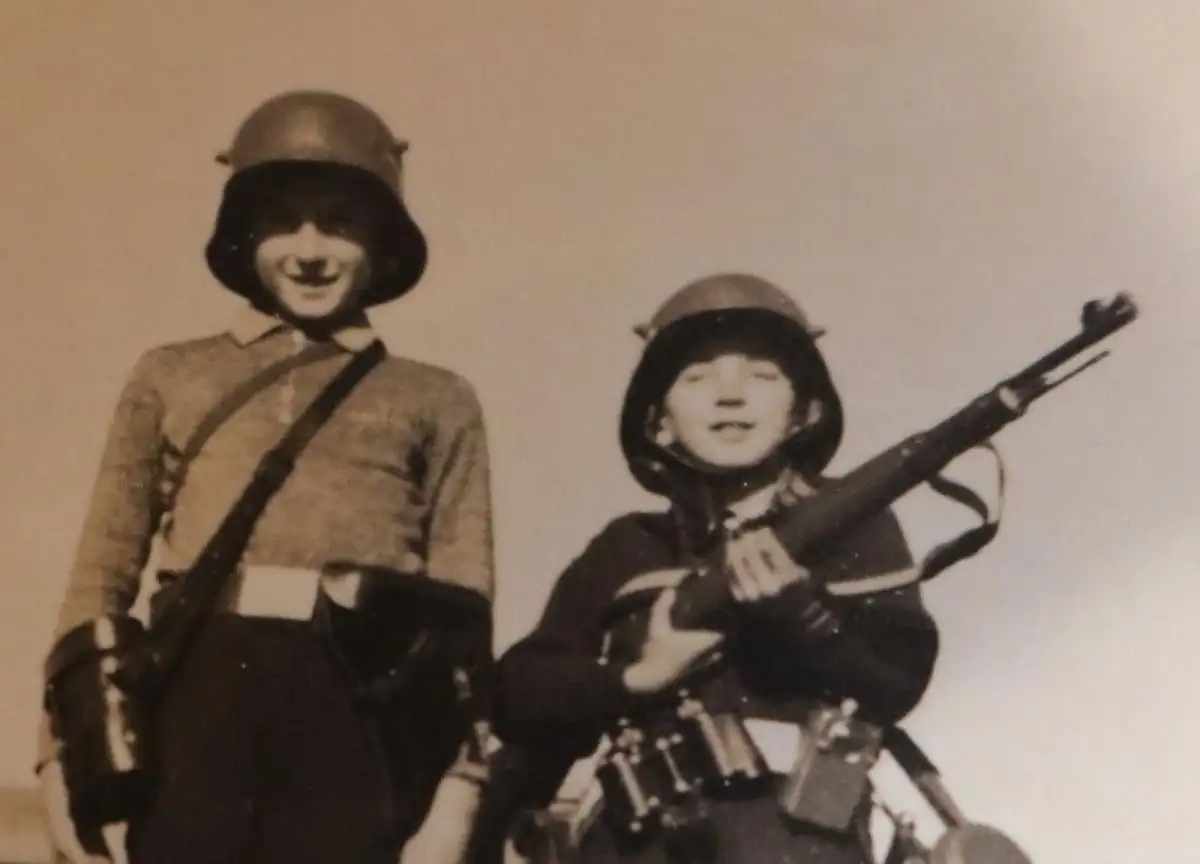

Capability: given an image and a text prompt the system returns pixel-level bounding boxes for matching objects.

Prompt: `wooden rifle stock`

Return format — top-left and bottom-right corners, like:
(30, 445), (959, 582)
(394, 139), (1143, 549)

(668, 294), (1139, 631)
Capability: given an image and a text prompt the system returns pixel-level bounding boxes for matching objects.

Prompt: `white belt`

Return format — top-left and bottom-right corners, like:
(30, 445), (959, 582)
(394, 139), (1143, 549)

(226, 565), (364, 620)
(743, 718), (806, 774)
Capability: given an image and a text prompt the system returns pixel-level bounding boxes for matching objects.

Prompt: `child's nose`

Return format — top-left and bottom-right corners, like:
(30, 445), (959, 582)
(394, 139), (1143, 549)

(291, 221), (326, 259)
(713, 371), (748, 405)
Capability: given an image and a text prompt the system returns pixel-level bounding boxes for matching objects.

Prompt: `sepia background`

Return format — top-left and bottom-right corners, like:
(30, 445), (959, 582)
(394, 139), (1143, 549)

(1, 1), (1196, 860)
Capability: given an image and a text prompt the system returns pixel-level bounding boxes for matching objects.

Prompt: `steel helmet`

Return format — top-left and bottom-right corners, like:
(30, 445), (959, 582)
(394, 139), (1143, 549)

(928, 824), (1035, 864)
(205, 90), (428, 308)
(618, 273), (845, 496)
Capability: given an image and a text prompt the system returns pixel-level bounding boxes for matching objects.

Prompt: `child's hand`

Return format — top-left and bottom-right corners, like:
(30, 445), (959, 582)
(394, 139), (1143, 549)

(40, 758), (120, 864)
(621, 587), (723, 694)
(726, 526), (809, 601)
(398, 774), (481, 864)
(726, 527), (840, 639)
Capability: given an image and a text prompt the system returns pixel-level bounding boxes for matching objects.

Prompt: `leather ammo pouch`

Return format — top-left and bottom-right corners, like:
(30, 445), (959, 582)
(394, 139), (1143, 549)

(42, 615), (155, 854)
(41, 341), (385, 852)
(776, 701), (884, 834)
(594, 695), (772, 844)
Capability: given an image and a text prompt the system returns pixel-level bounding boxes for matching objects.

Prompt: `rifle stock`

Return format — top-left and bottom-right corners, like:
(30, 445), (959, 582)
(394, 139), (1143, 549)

(666, 293), (1138, 631)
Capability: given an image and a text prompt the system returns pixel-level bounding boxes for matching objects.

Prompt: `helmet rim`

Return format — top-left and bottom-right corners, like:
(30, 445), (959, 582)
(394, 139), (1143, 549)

(618, 299), (845, 497)
(205, 91), (427, 308)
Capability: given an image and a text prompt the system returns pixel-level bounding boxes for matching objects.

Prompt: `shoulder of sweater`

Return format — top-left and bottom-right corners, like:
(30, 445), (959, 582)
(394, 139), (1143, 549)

(545, 510), (675, 601)
(590, 509), (674, 551)
(140, 332), (232, 357)
(374, 352), (485, 411)
(376, 351), (474, 388)
(120, 332), (235, 384)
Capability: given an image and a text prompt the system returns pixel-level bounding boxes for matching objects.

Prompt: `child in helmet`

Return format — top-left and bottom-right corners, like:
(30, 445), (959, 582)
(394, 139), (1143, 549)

(38, 91), (495, 864)
(489, 274), (940, 863)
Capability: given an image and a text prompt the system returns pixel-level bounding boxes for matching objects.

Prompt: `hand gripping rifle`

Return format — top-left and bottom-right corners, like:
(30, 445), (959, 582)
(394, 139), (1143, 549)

(657, 293), (1139, 630)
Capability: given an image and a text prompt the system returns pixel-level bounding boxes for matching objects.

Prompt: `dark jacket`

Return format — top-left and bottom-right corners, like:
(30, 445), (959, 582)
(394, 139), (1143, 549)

(490, 484), (940, 820)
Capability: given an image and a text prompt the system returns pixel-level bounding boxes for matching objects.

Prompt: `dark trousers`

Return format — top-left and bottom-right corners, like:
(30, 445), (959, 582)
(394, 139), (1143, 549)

(576, 790), (872, 864)
(126, 614), (399, 864)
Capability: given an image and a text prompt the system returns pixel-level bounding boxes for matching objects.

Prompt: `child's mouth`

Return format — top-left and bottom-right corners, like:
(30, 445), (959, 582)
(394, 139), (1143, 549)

(710, 421), (755, 441)
(288, 273), (340, 289)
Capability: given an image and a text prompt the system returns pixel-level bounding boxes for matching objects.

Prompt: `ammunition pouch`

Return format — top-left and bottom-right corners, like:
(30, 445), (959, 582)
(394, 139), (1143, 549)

(595, 694), (774, 844)
(42, 614), (156, 855)
(593, 696), (887, 854)
(594, 584), (882, 852)
(776, 703), (884, 834)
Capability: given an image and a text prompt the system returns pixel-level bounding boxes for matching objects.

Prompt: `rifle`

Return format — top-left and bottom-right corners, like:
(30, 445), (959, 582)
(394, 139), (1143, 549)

(623, 293), (1138, 630)
(552, 296), (1136, 860)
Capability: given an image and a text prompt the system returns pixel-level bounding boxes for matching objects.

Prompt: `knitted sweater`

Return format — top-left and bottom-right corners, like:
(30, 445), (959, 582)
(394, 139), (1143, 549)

(39, 306), (495, 767)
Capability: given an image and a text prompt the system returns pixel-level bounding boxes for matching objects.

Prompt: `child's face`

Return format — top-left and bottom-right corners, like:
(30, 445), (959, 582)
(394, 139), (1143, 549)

(657, 335), (799, 470)
(254, 220), (371, 321)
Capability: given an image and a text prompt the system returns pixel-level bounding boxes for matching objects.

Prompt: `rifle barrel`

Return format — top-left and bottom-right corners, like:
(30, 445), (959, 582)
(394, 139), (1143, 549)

(660, 294), (1139, 630)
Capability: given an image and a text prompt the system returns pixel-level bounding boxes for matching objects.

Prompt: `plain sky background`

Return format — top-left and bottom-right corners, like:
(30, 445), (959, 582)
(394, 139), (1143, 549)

(1, 2), (1195, 860)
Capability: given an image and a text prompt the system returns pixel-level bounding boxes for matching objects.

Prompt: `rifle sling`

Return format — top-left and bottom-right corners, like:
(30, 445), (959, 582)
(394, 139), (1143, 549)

(826, 441), (1006, 598)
